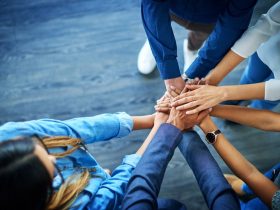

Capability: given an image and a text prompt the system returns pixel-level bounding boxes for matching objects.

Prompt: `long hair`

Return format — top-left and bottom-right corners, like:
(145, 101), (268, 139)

(0, 138), (52, 210)
(0, 136), (90, 210)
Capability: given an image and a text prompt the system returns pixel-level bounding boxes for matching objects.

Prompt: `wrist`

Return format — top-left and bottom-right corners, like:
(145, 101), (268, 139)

(220, 86), (229, 101)
(199, 117), (217, 134)
(166, 119), (184, 131)
(165, 77), (185, 90)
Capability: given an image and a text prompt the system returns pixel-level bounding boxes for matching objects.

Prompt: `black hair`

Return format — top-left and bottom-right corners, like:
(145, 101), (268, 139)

(0, 137), (53, 210)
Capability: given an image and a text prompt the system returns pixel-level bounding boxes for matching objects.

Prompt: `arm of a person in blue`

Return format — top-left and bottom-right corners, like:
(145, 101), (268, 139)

(121, 125), (240, 210)
(141, 0), (257, 79)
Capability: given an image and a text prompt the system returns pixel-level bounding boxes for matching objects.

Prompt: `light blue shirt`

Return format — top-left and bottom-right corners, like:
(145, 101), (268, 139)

(0, 112), (141, 210)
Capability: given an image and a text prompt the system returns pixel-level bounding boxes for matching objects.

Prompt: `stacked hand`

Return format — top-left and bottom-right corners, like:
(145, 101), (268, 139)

(154, 82), (210, 131)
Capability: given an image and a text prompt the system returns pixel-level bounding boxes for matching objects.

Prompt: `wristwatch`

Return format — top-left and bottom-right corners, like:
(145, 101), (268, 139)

(205, 129), (221, 144)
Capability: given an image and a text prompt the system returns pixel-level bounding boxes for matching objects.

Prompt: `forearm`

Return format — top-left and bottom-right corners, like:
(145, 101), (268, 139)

(206, 50), (244, 85)
(122, 124), (182, 210)
(132, 115), (154, 130)
(136, 123), (161, 156)
(200, 118), (278, 207)
(179, 131), (239, 210)
(220, 82), (265, 101)
(211, 105), (280, 131)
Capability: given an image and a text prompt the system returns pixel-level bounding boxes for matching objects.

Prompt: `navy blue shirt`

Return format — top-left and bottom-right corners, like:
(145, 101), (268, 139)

(141, 0), (257, 79)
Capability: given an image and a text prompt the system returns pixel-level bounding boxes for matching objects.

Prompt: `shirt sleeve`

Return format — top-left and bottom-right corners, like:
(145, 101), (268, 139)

(231, 2), (280, 58)
(122, 124), (183, 210)
(141, 0), (181, 79)
(265, 79), (280, 101)
(0, 112), (133, 144)
(178, 131), (240, 210)
(85, 154), (141, 210)
(186, 0), (257, 79)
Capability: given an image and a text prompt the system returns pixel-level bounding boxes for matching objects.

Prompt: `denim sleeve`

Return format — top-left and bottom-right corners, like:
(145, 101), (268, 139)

(122, 124), (183, 210)
(185, 0), (257, 78)
(0, 112), (133, 144)
(178, 131), (240, 210)
(141, 0), (181, 79)
(85, 154), (141, 210)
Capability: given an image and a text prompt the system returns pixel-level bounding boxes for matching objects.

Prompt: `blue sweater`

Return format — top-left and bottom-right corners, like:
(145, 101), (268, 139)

(141, 0), (257, 79)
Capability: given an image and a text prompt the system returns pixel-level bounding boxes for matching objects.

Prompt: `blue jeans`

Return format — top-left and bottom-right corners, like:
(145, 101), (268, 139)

(240, 52), (279, 110)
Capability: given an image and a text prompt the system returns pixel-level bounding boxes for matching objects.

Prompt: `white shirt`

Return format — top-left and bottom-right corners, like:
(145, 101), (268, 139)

(231, 1), (280, 101)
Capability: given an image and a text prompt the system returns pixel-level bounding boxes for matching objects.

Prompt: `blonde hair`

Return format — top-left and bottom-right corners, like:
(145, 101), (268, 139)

(43, 136), (91, 210)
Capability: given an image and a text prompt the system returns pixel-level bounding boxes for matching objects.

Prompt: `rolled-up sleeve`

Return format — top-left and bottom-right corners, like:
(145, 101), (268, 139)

(265, 79), (280, 101)
(0, 112), (133, 144)
(186, 0), (257, 78)
(231, 2), (280, 58)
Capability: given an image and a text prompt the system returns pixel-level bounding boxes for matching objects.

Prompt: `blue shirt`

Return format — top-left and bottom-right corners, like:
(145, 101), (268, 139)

(0, 112), (141, 210)
(141, 0), (257, 79)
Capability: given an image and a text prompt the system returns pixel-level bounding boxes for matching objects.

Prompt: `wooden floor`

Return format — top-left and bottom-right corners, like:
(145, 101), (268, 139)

(0, 0), (279, 209)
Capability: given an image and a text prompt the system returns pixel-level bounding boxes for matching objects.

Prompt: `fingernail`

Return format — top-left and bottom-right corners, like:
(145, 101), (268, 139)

(170, 85), (175, 90)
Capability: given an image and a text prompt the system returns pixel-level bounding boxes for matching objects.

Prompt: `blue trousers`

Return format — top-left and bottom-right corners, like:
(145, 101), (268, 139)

(240, 52), (279, 110)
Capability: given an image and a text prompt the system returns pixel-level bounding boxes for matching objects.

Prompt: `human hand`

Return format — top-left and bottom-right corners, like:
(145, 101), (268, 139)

(166, 107), (211, 131)
(171, 85), (226, 115)
(154, 112), (169, 127)
(154, 86), (181, 114)
(185, 77), (207, 85)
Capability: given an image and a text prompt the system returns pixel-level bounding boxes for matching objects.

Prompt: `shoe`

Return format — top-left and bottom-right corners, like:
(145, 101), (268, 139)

(183, 39), (198, 71)
(137, 40), (156, 74)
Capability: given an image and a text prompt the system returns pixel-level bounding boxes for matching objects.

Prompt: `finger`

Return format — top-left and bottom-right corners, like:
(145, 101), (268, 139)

(184, 84), (202, 91)
(185, 105), (205, 115)
(176, 100), (201, 110)
(181, 85), (189, 94)
(171, 96), (192, 107)
(155, 107), (170, 113)
(198, 78), (206, 85)
(157, 103), (171, 108)
(173, 92), (187, 101)
(194, 77), (200, 85)
(168, 89), (179, 98)
(197, 108), (211, 122)
(169, 86), (181, 95)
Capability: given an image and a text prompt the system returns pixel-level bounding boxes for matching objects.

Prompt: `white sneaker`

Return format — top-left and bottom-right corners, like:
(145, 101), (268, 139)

(183, 39), (198, 71)
(137, 40), (156, 74)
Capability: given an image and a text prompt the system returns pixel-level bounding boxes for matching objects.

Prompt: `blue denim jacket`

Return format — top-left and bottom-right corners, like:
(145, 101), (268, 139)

(0, 112), (141, 210)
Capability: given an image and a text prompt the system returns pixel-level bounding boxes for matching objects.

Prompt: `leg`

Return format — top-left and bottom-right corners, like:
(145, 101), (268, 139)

(157, 198), (187, 210)
(178, 131), (240, 210)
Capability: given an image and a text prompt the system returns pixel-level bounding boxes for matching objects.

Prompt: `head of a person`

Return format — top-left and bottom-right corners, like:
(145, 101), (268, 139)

(0, 136), (90, 210)
(0, 136), (54, 210)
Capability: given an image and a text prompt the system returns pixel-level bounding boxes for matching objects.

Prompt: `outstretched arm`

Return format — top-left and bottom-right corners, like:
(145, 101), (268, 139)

(211, 105), (280, 131)
(206, 50), (244, 85)
(132, 115), (154, 130)
(199, 116), (279, 208)
(172, 82), (265, 114)
(178, 131), (240, 210)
